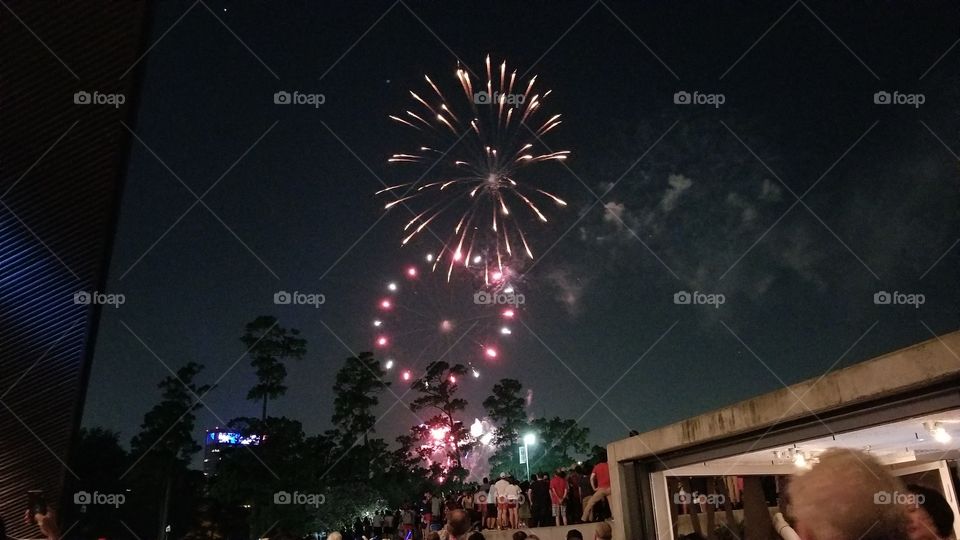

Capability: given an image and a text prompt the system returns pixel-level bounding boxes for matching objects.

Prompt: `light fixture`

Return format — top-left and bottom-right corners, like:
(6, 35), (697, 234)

(924, 421), (952, 444)
(523, 433), (536, 445)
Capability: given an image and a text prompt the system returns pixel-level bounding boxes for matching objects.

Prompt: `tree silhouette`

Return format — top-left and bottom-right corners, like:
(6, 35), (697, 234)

(240, 316), (307, 420)
(129, 362), (212, 540)
(527, 416), (591, 474)
(409, 361), (474, 482)
(482, 378), (528, 476)
(331, 352), (389, 448)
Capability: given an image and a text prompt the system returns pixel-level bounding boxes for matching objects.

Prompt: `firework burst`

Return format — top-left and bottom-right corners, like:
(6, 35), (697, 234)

(379, 55), (570, 280)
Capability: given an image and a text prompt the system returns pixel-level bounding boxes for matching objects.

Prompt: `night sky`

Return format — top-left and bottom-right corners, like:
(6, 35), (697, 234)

(83, 0), (960, 464)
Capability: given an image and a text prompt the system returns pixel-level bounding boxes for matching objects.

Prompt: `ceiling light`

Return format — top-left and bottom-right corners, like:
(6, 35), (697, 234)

(924, 421), (952, 444)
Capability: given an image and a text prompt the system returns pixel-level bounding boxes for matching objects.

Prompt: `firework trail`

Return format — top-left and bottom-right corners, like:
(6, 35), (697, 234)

(371, 254), (526, 383)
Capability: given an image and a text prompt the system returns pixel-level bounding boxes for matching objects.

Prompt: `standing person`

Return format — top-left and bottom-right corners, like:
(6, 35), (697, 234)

(551, 469), (570, 526)
(431, 492), (443, 532)
(581, 452), (611, 523)
(461, 488), (477, 528)
(372, 512), (383, 538)
(567, 467), (582, 525)
(401, 503), (415, 539)
(518, 479), (532, 528)
(487, 477), (500, 530)
(446, 493), (459, 529)
(422, 493), (434, 538)
(384, 510), (396, 538)
(578, 465), (594, 522)
(494, 472), (513, 529)
(479, 477), (491, 530)
(531, 472), (552, 527)
(505, 476), (523, 529)
(395, 508), (405, 538)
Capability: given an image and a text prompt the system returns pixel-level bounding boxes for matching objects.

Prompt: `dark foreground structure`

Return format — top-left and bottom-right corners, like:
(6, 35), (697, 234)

(0, 3), (146, 538)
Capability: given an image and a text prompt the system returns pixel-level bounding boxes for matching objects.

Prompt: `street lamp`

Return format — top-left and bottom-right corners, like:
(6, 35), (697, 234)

(522, 433), (536, 481)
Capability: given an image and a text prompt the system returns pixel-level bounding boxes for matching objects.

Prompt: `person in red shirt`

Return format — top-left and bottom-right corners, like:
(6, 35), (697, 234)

(550, 469), (570, 526)
(581, 452), (612, 522)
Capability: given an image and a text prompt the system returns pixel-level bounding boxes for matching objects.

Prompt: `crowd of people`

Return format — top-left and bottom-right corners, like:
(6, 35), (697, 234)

(325, 514), (611, 540)
(334, 453), (613, 540)
(7, 447), (958, 540)
(266, 448), (960, 540)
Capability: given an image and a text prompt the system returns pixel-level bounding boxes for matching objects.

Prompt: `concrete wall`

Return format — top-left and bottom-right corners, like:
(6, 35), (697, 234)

(607, 330), (960, 540)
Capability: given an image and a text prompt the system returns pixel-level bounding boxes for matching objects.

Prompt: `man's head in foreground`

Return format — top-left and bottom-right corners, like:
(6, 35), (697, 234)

(788, 448), (909, 540)
(594, 522), (612, 540)
(446, 509), (471, 537)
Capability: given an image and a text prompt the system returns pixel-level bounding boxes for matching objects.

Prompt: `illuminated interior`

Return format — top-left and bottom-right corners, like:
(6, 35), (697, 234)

(653, 410), (960, 539)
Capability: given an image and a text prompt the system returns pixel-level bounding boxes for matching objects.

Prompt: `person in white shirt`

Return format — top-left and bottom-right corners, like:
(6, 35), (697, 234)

(493, 472), (513, 529)
(505, 479), (523, 529)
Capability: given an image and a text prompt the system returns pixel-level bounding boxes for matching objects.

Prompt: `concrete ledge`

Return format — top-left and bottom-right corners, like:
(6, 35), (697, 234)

(609, 330), (960, 463)
(607, 329), (960, 540)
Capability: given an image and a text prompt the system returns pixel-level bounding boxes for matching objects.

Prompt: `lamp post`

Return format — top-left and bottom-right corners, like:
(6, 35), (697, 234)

(522, 433), (536, 481)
